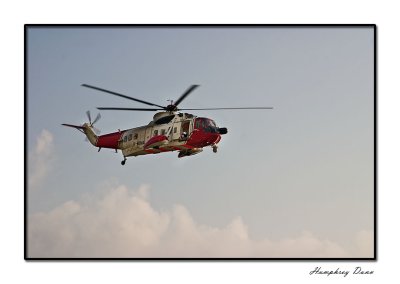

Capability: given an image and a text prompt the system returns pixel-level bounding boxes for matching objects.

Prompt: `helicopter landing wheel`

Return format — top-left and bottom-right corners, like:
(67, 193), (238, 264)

(121, 158), (126, 165)
(212, 145), (218, 153)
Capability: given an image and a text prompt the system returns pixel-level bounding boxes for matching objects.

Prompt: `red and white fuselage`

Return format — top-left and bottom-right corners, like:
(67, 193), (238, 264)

(79, 112), (226, 160)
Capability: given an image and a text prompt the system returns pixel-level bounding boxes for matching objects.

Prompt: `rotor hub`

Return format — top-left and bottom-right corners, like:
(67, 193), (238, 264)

(166, 104), (178, 112)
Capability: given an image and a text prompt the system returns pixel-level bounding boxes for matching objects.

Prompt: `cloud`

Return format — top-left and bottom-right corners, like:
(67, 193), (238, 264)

(28, 185), (373, 258)
(28, 129), (55, 190)
(354, 230), (374, 257)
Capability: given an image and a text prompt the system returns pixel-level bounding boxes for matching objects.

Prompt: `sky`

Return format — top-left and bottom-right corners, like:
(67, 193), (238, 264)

(27, 26), (374, 258)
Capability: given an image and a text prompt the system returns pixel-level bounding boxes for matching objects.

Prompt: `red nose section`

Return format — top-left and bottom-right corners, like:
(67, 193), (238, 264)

(186, 129), (221, 148)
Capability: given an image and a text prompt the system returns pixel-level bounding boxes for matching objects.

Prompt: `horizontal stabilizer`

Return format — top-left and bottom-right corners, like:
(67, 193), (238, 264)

(61, 123), (86, 130)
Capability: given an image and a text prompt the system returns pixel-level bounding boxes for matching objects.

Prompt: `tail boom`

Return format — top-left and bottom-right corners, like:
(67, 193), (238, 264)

(62, 123), (98, 146)
(62, 123), (123, 150)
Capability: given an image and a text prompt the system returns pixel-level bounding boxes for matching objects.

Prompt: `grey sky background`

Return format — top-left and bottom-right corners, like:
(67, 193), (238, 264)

(27, 26), (374, 257)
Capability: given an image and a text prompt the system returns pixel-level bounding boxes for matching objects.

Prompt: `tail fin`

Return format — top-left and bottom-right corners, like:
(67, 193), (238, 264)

(61, 123), (86, 131)
(62, 123), (98, 146)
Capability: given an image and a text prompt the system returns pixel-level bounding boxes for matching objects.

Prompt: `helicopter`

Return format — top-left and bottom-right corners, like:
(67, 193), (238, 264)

(62, 84), (272, 165)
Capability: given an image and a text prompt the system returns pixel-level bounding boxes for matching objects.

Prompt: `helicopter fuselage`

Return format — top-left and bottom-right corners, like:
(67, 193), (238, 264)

(90, 112), (226, 159)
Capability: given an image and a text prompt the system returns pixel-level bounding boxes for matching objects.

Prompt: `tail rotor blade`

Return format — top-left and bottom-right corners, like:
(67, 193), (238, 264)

(92, 113), (101, 125)
(86, 110), (92, 124)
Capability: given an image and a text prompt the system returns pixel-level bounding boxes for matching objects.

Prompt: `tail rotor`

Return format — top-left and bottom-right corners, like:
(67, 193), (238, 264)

(83, 111), (101, 143)
(63, 111), (101, 146)
(86, 110), (101, 127)
(86, 110), (101, 134)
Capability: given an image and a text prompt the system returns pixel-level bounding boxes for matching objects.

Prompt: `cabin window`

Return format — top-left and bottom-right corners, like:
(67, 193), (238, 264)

(161, 129), (166, 135)
(154, 130), (158, 136)
(124, 136), (127, 142)
(154, 114), (175, 125)
(134, 133), (138, 139)
(128, 134), (132, 141)
(174, 127), (177, 133)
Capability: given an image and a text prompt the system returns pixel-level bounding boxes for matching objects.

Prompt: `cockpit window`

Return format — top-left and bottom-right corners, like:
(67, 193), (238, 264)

(205, 119), (216, 128)
(195, 119), (203, 129)
(195, 118), (218, 133)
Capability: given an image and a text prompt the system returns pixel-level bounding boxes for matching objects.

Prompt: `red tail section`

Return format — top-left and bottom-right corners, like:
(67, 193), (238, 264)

(96, 131), (123, 149)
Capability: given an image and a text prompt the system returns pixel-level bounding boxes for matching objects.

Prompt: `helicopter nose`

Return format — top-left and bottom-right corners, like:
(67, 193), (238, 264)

(218, 127), (228, 135)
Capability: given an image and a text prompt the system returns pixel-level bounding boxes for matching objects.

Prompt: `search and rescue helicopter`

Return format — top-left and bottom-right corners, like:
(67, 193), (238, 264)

(62, 84), (272, 165)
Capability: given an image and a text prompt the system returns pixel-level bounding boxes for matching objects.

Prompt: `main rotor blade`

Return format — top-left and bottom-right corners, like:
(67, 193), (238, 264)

(178, 107), (274, 110)
(97, 107), (164, 111)
(82, 84), (166, 109)
(173, 85), (200, 107)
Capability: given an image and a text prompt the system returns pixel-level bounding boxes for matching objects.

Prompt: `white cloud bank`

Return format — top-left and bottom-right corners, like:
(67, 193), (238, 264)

(28, 185), (374, 258)
(28, 129), (54, 190)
